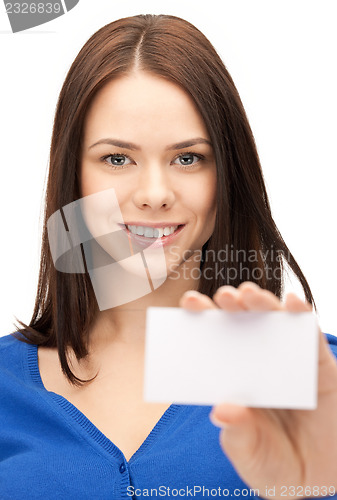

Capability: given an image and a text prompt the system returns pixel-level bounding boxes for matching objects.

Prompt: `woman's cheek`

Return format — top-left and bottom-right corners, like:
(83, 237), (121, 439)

(194, 170), (217, 213)
(80, 162), (114, 198)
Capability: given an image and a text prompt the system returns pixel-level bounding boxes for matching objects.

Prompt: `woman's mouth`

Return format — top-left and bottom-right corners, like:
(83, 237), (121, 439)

(120, 223), (185, 248)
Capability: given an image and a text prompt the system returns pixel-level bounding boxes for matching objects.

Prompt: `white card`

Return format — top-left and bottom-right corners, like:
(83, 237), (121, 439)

(144, 308), (319, 409)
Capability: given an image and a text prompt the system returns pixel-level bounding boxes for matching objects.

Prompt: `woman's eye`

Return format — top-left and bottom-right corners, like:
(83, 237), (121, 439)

(100, 152), (204, 170)
(173, 153), (203, 168)
(101, 154), (132, 169)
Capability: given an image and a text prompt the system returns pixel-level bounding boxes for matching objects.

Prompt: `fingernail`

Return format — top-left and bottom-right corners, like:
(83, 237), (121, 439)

(183, 290), (200, 299)
(241, 282), (259, 291)
(209, 411), (227, 428)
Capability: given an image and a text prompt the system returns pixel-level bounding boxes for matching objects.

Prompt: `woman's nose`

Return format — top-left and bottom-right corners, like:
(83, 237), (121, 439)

(132, 163), (176, 211)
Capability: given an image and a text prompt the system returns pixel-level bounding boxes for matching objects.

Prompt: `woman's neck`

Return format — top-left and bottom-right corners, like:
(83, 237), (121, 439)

(85, 255), (201, 353)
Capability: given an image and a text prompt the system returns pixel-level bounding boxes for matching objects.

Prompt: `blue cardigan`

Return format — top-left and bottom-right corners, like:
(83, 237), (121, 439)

(1, 332), (337, 499)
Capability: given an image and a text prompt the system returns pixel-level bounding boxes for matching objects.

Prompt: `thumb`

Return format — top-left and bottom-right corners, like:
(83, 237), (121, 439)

(209, 403), (261, 465)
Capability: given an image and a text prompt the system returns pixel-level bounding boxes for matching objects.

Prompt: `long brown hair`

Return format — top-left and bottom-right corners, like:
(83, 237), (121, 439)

(13, 13), (316, 385)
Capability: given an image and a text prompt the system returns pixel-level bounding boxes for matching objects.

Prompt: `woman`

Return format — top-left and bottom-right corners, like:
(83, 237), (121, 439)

(1, 13), (337, 499)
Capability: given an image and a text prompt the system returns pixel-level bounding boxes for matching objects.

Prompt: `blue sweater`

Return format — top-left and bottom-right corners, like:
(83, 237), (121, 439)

(1, 332), (337, 500)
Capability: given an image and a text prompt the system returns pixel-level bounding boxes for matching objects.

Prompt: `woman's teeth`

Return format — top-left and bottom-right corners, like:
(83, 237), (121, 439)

(126, 225), (179, 238)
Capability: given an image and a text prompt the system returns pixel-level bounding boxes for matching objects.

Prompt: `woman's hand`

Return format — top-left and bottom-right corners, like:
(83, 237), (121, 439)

(179, 282), (337, 499)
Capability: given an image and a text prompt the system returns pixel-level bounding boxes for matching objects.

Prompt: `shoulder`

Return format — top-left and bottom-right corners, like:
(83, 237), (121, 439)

(0, 331), (27, 350)
(0, 332), (22, 353)
(324, 332), (337, 358)
(0, 332), (29, 375)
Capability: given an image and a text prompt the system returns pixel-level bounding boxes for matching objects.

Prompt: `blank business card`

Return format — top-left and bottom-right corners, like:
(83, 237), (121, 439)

(144, 308), (319, 409)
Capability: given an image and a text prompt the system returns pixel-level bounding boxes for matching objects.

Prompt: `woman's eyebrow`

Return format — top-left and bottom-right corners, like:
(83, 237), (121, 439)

(88, 137), (212, 151)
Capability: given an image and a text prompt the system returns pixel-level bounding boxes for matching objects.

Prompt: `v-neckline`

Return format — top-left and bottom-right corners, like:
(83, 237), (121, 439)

(25, 342), (186, 465)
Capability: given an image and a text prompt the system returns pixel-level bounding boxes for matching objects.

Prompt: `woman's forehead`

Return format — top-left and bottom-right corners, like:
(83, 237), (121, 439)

(82, 72), (210, 147)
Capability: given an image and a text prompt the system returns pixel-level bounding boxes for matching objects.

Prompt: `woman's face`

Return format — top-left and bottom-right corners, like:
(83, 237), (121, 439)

(79, 71), (217, 280)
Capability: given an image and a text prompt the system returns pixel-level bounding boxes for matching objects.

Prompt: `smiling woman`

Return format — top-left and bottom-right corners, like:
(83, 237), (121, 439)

(1, 13), (337, 500)
(12, 14), (315, 383)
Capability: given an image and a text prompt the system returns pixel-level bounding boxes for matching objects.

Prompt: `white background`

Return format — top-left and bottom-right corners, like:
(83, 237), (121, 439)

(0, 0), (336, 337)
